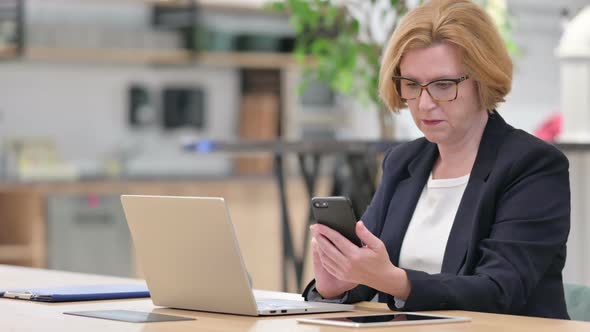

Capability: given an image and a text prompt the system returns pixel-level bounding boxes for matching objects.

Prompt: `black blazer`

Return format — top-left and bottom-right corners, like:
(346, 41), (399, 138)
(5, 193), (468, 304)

(304, 112), (571, 319)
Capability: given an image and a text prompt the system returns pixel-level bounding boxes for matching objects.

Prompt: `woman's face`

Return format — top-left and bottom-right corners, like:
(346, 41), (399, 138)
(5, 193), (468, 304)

(399, 42), (486, 147)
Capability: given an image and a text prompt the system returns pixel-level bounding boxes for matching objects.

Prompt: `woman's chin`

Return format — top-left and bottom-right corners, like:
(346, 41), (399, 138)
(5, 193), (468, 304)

(422, 132), (447, 144)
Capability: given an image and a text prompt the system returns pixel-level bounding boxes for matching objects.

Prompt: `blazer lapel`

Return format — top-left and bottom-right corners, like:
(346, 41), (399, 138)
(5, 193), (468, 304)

(380, 143), (438, 266)
(440, 177), (485, 274)
(441, 112), (511, 274)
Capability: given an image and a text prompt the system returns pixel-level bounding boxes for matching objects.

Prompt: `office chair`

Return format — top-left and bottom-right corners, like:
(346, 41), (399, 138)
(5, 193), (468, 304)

(564, 283), (590, 321)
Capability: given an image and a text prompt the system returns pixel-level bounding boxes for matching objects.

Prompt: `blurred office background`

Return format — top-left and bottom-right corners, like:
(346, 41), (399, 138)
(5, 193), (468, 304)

(0, 0), (589, 292)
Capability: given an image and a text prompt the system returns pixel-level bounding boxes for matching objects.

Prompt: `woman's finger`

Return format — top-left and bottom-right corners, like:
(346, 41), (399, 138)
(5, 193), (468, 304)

(315, 234), (348, 267)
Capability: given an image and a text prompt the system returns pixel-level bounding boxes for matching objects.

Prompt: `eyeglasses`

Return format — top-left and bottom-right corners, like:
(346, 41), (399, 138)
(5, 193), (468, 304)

(392, 75), (470, 102)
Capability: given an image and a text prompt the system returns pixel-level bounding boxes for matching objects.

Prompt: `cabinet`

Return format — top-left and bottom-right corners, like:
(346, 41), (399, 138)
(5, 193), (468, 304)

(0, 191), (45, 267)
(46, 194), (133, 277)
(0, 178), (320, 290)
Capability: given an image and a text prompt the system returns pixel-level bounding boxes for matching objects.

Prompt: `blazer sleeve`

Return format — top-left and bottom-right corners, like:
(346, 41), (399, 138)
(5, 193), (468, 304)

(397, 144), (571, 314)
(302, 145), (398, 303)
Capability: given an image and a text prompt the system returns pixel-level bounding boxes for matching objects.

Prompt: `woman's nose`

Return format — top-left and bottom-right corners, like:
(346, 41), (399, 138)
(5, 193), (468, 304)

(418, 88), (437, 111)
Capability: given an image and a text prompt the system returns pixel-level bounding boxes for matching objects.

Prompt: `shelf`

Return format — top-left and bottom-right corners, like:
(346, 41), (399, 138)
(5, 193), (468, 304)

(82, 0), (275, 13)
(22, 47), (298, 68)
(24, 47), (194, 65)
(0, 45), (18, 58)
(197, 51), (297, 69)
(0, 245), (32, 262)
(196, 0), (270, 12)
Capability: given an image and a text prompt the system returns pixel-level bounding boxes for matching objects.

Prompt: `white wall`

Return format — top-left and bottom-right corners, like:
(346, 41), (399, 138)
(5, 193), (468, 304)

(0, 62), (240, 176)
(499, 0), (574, 132)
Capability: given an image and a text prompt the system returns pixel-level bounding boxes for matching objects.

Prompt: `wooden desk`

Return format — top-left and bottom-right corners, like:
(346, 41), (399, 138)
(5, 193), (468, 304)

(2, 265), (589, 331)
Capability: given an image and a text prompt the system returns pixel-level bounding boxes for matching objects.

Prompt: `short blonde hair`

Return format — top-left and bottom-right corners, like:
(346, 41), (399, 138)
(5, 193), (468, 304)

(379, 0), (512, 112)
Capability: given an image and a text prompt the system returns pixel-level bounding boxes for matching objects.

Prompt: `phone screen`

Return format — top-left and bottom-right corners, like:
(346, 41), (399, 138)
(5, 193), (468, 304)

(313, 314), (451, 323)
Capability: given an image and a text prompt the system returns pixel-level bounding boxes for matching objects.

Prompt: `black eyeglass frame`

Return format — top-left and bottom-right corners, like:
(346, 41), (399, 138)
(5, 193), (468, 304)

(391, 75), (470, 102)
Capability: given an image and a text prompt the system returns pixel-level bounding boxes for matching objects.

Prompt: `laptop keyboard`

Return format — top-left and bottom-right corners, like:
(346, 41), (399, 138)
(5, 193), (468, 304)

(256, 299), (313, 310)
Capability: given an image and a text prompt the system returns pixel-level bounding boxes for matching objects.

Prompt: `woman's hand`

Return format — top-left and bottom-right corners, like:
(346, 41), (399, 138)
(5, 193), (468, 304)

(311, 237), (358, 299)
(311, 221), (411, 300)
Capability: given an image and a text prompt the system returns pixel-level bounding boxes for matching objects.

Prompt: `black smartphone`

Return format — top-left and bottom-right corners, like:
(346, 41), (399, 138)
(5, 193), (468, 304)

(311, 196), (362, 247)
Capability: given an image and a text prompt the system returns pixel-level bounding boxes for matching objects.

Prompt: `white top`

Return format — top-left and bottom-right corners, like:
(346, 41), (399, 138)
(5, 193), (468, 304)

(398, 172), (470, 275)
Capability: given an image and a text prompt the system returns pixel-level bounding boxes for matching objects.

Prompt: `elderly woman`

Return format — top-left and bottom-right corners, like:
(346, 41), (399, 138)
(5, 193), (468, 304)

(304, 0), (570, 319)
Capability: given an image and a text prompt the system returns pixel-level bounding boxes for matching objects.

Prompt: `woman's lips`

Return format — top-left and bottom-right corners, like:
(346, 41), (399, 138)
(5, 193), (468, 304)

(422, 119), (443, 126)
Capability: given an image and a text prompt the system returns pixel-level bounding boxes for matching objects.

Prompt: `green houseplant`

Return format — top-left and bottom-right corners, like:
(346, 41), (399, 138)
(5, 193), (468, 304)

(268, 0), (517, 138)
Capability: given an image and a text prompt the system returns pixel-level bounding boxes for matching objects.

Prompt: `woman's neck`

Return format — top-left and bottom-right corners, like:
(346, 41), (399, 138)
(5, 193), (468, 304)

(433, 112), (489, 179)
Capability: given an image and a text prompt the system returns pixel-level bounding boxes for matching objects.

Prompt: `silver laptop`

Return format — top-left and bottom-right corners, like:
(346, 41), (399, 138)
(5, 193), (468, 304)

(120, 195), (354, 316)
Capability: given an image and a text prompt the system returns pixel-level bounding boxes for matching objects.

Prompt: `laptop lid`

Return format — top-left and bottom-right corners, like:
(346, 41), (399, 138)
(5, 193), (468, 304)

(121, 195), (259, 316)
